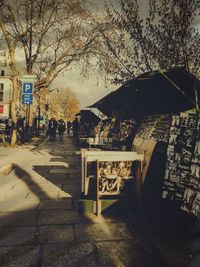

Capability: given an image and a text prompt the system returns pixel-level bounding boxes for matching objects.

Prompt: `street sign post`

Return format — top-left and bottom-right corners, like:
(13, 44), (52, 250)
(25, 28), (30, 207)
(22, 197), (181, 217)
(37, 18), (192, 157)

(22, 94), (33, 105)
(21, 81), (34, 105)
(22, 82), (34, 94)
(21, 74), (37, 82)
(20, 74), (37, 141)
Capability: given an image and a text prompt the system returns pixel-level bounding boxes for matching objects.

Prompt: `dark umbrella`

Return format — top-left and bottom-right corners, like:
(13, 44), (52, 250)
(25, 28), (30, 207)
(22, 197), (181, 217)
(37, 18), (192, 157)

(91, 67), (200, 117)
(76, 108), (108, 124)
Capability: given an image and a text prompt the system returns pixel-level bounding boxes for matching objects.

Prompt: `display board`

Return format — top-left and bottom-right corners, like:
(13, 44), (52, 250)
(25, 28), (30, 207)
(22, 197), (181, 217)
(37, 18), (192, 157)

(80, 149), (144, 215)
(156, 112), (200, 217)
(136, 115), (171, 142)
(97, 160), (133, 195)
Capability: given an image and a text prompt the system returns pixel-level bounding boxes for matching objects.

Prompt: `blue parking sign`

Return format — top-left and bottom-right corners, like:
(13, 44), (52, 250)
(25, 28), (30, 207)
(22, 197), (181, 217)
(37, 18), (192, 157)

(22, 82), (34, 94)
(22, 94), (33, 104)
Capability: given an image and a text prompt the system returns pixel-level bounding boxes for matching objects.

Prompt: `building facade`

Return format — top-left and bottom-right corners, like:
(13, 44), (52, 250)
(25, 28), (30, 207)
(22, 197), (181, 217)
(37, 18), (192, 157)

(0, 48), (12, 119)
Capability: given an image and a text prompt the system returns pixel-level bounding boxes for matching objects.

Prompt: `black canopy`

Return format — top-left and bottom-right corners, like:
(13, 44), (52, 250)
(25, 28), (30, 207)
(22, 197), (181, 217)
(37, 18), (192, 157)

(91, 67), (200, 117)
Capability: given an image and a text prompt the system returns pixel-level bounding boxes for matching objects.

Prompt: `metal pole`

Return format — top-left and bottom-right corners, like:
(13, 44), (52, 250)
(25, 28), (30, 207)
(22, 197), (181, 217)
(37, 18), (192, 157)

(194, 82), (200, 112)
(26, 0), (33, 141)
(37, 93), (41, 136)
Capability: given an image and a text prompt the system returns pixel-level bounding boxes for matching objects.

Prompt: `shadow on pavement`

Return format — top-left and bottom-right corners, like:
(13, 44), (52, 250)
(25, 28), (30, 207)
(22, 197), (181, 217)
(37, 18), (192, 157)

(0, 136), (199, 267)
(0, 162), (78, 265)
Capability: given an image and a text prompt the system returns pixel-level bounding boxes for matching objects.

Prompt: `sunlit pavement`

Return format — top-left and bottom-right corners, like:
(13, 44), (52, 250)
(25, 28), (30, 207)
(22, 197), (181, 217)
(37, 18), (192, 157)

(0, 134), (196, 266)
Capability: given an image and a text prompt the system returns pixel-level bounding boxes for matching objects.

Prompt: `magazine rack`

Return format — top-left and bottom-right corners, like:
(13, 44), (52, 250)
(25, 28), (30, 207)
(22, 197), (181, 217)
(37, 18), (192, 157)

(80, 149), (144, 215)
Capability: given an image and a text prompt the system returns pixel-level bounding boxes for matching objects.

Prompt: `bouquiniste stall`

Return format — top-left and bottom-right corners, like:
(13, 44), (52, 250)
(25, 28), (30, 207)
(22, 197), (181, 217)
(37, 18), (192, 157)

(78, 67), (200, 217)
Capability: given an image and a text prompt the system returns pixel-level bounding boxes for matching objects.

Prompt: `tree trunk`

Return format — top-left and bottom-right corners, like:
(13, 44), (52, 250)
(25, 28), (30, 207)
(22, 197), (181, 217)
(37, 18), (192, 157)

(10, 75), (18, 146)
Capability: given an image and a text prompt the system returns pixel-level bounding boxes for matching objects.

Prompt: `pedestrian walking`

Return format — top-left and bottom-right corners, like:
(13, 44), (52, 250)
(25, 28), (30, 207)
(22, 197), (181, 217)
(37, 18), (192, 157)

(72, 117), (79, 136)
(67, 121), (72, 135)
(58, 119), (66, 141)
(48, 118), (57, 141)
(72, 117), (79, 144)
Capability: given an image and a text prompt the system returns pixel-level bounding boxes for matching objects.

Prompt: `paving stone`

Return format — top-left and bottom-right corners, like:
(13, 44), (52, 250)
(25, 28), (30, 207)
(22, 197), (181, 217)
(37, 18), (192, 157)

(73, 198), (80, 211)
(45, 177), (69, 185)
(57, 190), (73, 199)
(64, 191), (81, 198)
(21, 176), (51, 185)
(50, 152), (66, 157)
(0, 245), (40, 267)
(0, 199), (40, 212)
(38, 210), (80, 225)
(75, 223), (134, 242)
(49, 168), (80, 175)
(67, 169), (81, 174)
(42, 242), (96, 267)
(50, 157), (67, 162)
(68, 174), (81, 179)
(29, 183), (62, 191)
(0, 211), (38, 226)
(47, 163), (70, 168)
(49, 168), (69, 174)
(48, 172), (68, 178)
(33, 167), (51, 173)
(66, 160), (81, 166)
(0, 188), (30, 201)
(66, 177), (81, 183)
(63, 151), (76, 156)
(81, 253), (97, 267)
(62, 186), (81, 193)
(38, 199), (72, 210)
(49, 158), (77, 166)
(62, 184), (81, 192)
(65, 163), (78, 169)
(49, 162), (69, 170)
(38, 225), (74, 243)
(96, 240), (166, 267)
(26, 191), (59, 200)
(80, 213), (124, 224)
(0, 226), (36, 246)
(0, 176), (17, 187)
(66, 156), (81, 162)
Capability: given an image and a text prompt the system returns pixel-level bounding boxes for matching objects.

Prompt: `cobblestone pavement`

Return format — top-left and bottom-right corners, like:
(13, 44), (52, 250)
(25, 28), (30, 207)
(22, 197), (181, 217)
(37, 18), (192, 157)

(0, 134), (198, 266)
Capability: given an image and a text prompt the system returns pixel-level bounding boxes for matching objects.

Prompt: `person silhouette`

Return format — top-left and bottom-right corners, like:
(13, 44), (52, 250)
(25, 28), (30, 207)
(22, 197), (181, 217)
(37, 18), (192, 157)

(48, 118), (57, 141)
(58, 119), (66, 141)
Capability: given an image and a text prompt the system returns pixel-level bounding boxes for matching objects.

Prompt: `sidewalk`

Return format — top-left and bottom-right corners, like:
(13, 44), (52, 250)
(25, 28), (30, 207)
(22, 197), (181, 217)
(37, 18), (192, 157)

(0, 134), (137, 267)
(0, 134), (194, 266)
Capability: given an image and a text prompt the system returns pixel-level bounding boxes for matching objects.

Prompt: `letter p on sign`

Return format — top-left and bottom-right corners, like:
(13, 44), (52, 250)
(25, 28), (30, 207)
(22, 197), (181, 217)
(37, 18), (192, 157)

(22, 82), (33, 94)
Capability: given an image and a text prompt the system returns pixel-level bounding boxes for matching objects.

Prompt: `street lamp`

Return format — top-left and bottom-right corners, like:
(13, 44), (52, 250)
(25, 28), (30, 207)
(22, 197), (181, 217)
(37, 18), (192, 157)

(37, 90), (41, 136)
(46, 88), (59, 120)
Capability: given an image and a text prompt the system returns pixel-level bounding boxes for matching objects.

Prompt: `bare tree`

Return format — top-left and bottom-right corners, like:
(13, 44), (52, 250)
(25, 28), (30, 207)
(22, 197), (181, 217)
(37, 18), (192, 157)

(49, 88), (80, 121)
(102, 0), (200, 84)
(0, 0), (104, 145)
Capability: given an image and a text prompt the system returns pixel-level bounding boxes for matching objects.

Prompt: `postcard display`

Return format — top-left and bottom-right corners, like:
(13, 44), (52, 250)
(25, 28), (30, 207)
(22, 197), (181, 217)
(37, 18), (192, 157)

(89, 120), (113, 146)
(89, 118), (137, 150)
(116, 119), (137, 149)
(162, 113), (200, 218)
(80, 150), (144, 215)
(135, 115), (172, 142)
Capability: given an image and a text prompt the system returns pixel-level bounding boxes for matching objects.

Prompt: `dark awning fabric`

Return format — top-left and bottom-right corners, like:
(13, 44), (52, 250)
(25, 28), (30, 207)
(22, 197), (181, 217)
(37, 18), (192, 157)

(90, 67), (200, 117)
(75, 108), (108, 124)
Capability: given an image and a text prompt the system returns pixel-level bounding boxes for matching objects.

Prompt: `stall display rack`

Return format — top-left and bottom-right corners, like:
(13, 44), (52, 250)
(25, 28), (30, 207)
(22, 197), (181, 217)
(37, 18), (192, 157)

(80, 149), (144, 215)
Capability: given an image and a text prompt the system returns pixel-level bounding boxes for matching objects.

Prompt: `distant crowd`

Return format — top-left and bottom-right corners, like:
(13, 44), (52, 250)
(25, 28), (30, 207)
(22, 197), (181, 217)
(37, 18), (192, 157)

(47, 117), (79, 142)
(0, 116), (80, 144)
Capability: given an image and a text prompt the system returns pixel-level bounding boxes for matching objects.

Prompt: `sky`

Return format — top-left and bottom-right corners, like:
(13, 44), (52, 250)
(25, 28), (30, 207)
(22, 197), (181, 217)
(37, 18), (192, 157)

(52, 69), (116, 109)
